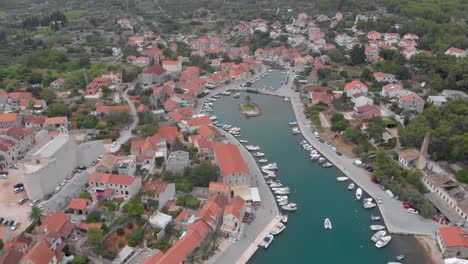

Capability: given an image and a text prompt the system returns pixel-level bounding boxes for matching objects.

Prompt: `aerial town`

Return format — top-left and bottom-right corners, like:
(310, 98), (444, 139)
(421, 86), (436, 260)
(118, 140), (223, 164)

(0, 0), (467, 264)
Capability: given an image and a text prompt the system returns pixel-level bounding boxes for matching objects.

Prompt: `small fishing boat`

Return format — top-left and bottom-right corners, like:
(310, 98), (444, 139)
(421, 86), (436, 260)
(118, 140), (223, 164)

(364, 202), (377, 209)
(245, 145), (260, 151)
(258, 159), (268, 163)
(262, 163), (278, 170)
(371, 230), (386, 242)
(284, 97), (290, 102)
(275, 188), (291, 195)
(370, 225), (386, 231)
(318, 157), (326, 163)
(239, 140), (248, 143)
(348, 183), (355, 190)
(270, 222), (286, 235)
(288, 119), (298, 126)
(260, 234), (274, 249)
(281, 203), (298, 211)
(375, 236), (392, 248)
(370, 215), (381, 221)
(233, 93), (241, 98)
(300, 140), (308, 145)
(322, 162), (333, 168)
(310, 154), (320, 160)
(277, 200), (288, 206)
(270, 182), (282, 188)
(281, 211), (288, 223)
(221, 91), (231, 96)
(395, 255), (406, 261)
(356, 188), (363, 200)
(337, 177), (349, 182)
(363, 198), (373, 203)
(210, 116), (218, 120)
(253, 152), (265, 157)
(324, 218), (332, 229)
(291, 127), (301, 134)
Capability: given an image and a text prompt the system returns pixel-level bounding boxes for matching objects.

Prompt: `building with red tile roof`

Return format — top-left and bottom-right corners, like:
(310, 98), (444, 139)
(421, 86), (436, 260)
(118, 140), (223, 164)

(209, 182), (231, 198)
(21, 241), (57, 264)
(345, 80), (368, 97)
(195, 195), (227, 229)
(197, 124), (219, 140)
(436, 226), (468, 258)
(381, 83), (404, 99)
(158, 126), (182, 143)
(96, 105), (130, 114)
(88, 172), (142, 199)
(184, 116), (212, 131)
(68, 198), (90, 214)
(140, 64), (168, 86)
(45, 116), (69, 129)
(37, 212), (75, 240)
(398, 93), (425, 113)
(0, 113), (22, 128)
(182, 66), (200, 78)
(353, 104), (381, 120)
(142, 179), (175, 210)
(162, 60), (182, 72)
(137, 104), (150, 112)
(221, 195), (246, 237)
(214, 144), (250, 186)
(0, 248), (24, 263)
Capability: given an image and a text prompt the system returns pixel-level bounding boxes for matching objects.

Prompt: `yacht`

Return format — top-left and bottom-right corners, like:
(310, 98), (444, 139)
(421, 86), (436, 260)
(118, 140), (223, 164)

(258, 159), (268, 163)
(356, 188), (363, 200)
(221, 91), (231, 96)
(288, 120), (298, 126)
(370, 215), (382, 221)
(371, 230), (386, 243)
(260, 234), (274, 249)
(364, 202), (377, 209)
(322, 162), (333, 168)
(284, 97), (290, 102)
(270, 222), (286, 235)
(262, 163), (278, 170)
(324, 218), (332, 229)
(281, 203), (298, 211)
(210, 116), (218, 121)
(277, 200), (288, 206)
(370, 225), (386, 231)
(233, 93), (241, 98)
(337, 177), (349, 182)
(274, 188), (291, 195)
(363, 198), (373, 203)
(348, 183), (355, 190)
(318, 157), (326, 163)
(375, 236), (392, 248)
(239, 139), (248, 143)
(253, 152), (265, 157)
(291, 127), (301, 134)
(245, 145), (260, 151)
(310, 154), (320, 160)
(270, 182), (282, 188)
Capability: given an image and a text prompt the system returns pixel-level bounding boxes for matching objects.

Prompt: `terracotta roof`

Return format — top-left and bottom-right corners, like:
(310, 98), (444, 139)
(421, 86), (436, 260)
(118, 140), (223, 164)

(0, 137), (15, 152)
(209, 182), (230, 193)
(89, 172), (137, 185)
(8, 92), (32, 100)
(399, 148), (421, 162)
(186, 116), (212, 127)
(97, 154), (118, 170)
(214, 144), (249, 177)
(198, 125), (218, 138)
(158, 126), (182, 143)
(143, 179), (170, 195)
(345, 80), (368, 91)
(76, 222), (102, 231)
(96, 105), (130, 113)
(143, 64), (167, 75)
(156, 230), (203, 264)
(400, 94), (424, 102)
(224, 195), (245, 219)
(175, 209), (188, 222)
(187, 219), (211, 237)
(24, 115), (46, 124)
(0, 113), (19, 122)
(162, 60), (179, 65)
(3, 127), (34, 140)
(22, 241), (55, 264)
(0, 248), (23, 264)
(438, 227), (468, 248)
(142, 252), (165, 264)
(68, 198), (88, 211)
(45, 116), (68, 125)
(137, 104), (149, 112)
(40, 212), (69, 234)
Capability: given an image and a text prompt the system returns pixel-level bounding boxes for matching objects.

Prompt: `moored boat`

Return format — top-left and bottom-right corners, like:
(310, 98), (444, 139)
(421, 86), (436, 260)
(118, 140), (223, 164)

(356, 188), (363, 200)
(371, 230), (386, 242)
(270, 182), (282, 188)
(260, 234), (274, 249)
(364, 202), (377, 209)
(275, 188), (291, 195)
(258, 159), (268, 163)
(370, 215), (381, 221)
(337, 177), (349, 182)
(288, 119), (297, 126)
(284, 97), (290, 102)
(246, 145), (260, 151)
(239, 139), (248, 143)
(233, 93), (241, 98)
(322, 162), (333, 168)
(281, 203), (298, 211)
(291, 127), (301, 134)
(270, 222), (286, 235)
(281, 211), (288, 223)
(221, 91), (231, 96)
(324, 218), (332, 229)
(375, 236), (392, 248)
(370, 225), (386, 231)
(318, 157), (326, 163)
(395, 255), (406, 261)
(348, 183), (355, 190)
(262, 163), (278, 170)
(253, 152), (265, 157)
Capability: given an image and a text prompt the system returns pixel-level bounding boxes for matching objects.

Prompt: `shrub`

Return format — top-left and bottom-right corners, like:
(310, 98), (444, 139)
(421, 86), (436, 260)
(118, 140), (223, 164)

(116, 228), (124, 236)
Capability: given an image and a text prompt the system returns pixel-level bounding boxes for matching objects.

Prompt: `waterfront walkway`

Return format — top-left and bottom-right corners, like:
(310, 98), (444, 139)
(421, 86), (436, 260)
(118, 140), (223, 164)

(210, 129), (279, 264)
(270, 69), (439, 235)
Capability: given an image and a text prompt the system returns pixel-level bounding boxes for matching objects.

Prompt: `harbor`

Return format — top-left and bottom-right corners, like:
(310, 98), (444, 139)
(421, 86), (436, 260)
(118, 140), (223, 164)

(206, 89), (434, 264)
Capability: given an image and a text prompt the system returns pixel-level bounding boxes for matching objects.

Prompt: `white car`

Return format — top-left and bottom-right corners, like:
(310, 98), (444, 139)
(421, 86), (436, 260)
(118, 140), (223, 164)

(111, 141), (116, 147)
(407, 208), (419, 214)
(10, 221), (20, 230)
(377, 197), (383, 204)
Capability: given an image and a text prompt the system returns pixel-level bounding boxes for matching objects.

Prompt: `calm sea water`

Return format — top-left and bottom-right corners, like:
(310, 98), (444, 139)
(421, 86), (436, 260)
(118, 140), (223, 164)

(212, 90), (430, 264)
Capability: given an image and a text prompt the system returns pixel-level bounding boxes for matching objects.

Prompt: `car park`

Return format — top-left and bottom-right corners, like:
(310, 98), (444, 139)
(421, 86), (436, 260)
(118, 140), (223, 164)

(18, 197), (28, 205)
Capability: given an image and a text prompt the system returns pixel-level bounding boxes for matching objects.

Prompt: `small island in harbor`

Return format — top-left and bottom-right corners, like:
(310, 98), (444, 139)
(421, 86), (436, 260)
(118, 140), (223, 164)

(240, 95), (261, 117)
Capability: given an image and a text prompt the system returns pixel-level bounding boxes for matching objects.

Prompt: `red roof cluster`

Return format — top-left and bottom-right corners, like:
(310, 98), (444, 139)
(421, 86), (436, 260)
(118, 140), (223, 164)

(214, 144), (249, 177)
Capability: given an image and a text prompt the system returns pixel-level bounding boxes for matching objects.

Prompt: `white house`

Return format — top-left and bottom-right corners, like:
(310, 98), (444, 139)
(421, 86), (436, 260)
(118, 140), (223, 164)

(88, 172), (142, 200)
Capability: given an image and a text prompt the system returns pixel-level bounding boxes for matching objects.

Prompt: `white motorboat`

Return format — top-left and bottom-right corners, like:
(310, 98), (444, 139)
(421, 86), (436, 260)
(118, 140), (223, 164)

(272, 187), (288, 191)
(370, 215), (381, 221)
(253, 152), (265, 157)
(281, 212), (288, 223)
(270, 222), (286, 235)
(221, 91), (231, 96)
(281, 203), (298, 211)
(288, 120), (298, 126)
(260, 234), (274, 249)
(291, 127), (301, 134)
(233, 93), (241, 98)
(239, 140), (248, 143)
(262, 168), (274, 174)
(246, 145), (260, 151)
(270, 182), (283, 188)
(364, 202), (377, 209)
(375, 236), (392, 248)
(324, 218), (332, 229)
(222, 125), (232, 130)
(262, 163), (278, 170)
(318, 157), (326, 163)
(300, 140), (308, 145)
(258, 159), (268, 163)
(210, 116), (218, 120)
(213, 95), (220, 99)
(371, 230), (387, 242)
(277, 200), (288, 206)
(284, 97), (290, 102)
(370, 225), (386, 231)
(337, 177), (349, 182)
(348, 183), (355, 190)
(276, 195), (288, 199)
(356, 188), (363, 200)
(322, 162), (333, 168)
(275, 189), (291, 195)
(310, 154), (320, 160)
(363, 198), (373, 203)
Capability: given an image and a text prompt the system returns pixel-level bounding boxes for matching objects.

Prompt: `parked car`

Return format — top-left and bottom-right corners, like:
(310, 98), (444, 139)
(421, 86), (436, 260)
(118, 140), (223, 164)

(18, 197), (28, 205)
(0, 171), (9, 175)
(377, 197), (383, 204)
(10, 221), (20, 230)
(13, 183), (24, 189)
(402, 201), (413, 209)
(78, 166), (87, 170)
(13, 186), (24, 193)
(30, 200), (40, 207)
(386, 190), (395, 198)
(407, 208), (419, 214)
(318, 138), (325, 143)
(0, 175), (8, 179)
(53, 186), (61, 194)
(371, 178), (380, 184)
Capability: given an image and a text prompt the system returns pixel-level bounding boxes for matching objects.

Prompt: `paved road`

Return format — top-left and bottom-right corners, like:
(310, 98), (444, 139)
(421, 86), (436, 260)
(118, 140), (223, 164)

(272, 68), (439, 235)
(110, 82), (139, 153)
(211, 127), (279, 264)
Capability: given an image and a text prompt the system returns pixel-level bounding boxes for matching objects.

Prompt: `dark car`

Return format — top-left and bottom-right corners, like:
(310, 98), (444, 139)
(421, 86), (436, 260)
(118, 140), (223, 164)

(371, 178), (380, 184)
(318, 138), (325, 143)
(13, 183), (24, 189)
(366, 166), (374, 172)
(336, 151), (343, 156)
(78, 166), (87, 170)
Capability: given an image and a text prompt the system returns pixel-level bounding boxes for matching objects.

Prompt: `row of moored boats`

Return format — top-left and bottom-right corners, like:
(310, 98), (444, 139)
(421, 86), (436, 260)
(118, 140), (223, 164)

(299, 140), (333, 168)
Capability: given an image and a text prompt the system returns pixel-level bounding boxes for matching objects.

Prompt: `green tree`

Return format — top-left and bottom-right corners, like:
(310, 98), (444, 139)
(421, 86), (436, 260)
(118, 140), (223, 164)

(456, 169), (468, 184)
(331, 113), (349, 131)
(123, 199), (144, 216)
(28, 206), (44, 225)
(40, 88), (57, 104)
(47, 103), (71, 117)
(360, 68), (375, 82)
(171, 137), (184, 151)
(350, 44), (366, 65)
(127, 227), (145, 246)
(0, 239), (3, 250)
(71, 255), (89, 264)
(86, 228), (104, 248)
(366, 117), (386, 142)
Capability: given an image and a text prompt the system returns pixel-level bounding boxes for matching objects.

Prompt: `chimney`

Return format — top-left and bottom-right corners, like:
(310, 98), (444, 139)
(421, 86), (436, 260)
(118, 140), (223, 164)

(420, 132), (430, 158)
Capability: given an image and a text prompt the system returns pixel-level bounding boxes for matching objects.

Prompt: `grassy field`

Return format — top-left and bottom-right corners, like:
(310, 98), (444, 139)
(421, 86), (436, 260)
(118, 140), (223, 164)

(64, 10), (87, 20)
(0, 11), (8, 18)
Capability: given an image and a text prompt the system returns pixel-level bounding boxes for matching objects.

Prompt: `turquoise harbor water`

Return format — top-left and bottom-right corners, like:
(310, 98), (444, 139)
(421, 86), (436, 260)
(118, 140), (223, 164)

(211, 92), (430, 264)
